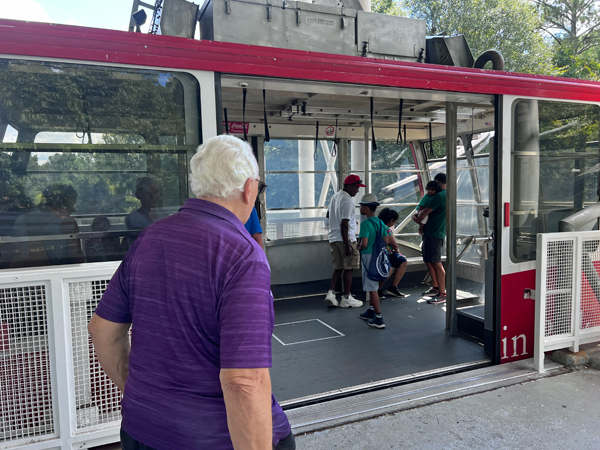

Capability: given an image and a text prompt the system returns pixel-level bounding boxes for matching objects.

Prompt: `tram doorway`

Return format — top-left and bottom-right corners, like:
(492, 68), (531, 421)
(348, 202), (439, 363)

(218, 75), (498, 402)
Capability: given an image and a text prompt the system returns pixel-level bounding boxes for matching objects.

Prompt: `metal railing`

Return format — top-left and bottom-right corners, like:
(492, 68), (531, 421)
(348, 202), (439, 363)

(0, 263), (121, 449)
(534, 230), (600, 372)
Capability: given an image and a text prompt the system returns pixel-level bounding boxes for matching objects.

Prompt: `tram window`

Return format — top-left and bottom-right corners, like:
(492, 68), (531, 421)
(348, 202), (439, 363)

(35, 132), (145, 144)
(1, 125), (17, 143)
(264, 139), (336, 241)
(423, 139), (447, 159)
(0, 59), (200, 268)
(371, 141), (424, 246)
(511, 100), (600, 262)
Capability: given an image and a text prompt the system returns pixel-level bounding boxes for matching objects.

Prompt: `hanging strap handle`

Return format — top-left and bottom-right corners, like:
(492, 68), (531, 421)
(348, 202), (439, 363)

(331, 118), (338, 157)
(263, 89), (270, 142)
(370, 97), (377, 151)
(224, 108), (229, 135)
(403, 124), (407, 145)
(314, 121), (319, 161)
(429, 121), (433, 158)
(396, 98), (404, 145)
(242, 88), (248, 141)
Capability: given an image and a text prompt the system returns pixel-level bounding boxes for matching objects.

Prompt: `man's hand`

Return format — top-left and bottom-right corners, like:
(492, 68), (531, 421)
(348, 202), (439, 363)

(221, 368), (272, 449)
(344, 243), (352, 256)
(88, 314), (131, 392)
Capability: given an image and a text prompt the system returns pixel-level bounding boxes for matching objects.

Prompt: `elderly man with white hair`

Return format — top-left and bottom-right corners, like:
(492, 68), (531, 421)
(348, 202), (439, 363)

(88, 135), (294, 449)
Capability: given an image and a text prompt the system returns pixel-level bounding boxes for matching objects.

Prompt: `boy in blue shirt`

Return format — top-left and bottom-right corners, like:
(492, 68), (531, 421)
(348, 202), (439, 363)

(357, 193), (392, 329)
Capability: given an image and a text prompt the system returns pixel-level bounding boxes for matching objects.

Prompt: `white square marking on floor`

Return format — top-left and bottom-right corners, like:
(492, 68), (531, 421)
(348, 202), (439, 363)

(272, 319), (345, 346)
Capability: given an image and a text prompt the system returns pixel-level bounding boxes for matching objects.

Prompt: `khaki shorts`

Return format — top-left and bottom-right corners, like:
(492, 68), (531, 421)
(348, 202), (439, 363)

(330, 241), (360, 270)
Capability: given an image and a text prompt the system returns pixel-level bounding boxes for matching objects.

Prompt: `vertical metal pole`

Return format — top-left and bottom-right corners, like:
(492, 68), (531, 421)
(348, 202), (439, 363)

(446, 102), (458, 335)
(363, 122), (371, 194)
(48, 278), (77, 448)
(339, 139), (349, 191)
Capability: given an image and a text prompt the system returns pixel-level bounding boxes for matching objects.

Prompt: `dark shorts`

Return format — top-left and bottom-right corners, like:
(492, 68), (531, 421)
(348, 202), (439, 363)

(422, 235), (444, 263)
(389, 252), (407, 268)
(120, 427), (296, 450)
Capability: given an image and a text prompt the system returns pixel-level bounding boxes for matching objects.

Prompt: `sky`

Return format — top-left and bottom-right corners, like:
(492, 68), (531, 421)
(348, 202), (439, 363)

(0, 0), (144, 31)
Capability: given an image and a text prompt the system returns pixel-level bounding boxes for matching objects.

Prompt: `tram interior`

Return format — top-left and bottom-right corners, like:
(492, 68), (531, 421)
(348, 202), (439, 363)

(219, 75), (496, 402)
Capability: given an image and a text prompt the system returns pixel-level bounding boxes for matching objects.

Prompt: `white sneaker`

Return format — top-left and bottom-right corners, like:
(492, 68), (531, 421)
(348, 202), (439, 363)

(340, 294), (363, 308)
(325, 290), (339, 307)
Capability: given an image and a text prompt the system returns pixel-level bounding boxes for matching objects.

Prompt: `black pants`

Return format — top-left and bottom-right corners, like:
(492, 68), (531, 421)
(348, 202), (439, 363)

(120, 428), (296, 450)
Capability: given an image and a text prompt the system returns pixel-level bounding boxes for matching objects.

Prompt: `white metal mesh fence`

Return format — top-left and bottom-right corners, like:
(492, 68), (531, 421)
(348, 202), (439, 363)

(69, 280), (122, 430)
(535, 231), (600, 372)
(544, 240), (574, 337)
(580, 239), (600, 330)
(0, 285), (54, 442)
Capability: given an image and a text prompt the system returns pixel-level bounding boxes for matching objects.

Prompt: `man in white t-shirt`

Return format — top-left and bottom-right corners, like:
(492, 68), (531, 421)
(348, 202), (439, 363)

(324, 175), (364, 308)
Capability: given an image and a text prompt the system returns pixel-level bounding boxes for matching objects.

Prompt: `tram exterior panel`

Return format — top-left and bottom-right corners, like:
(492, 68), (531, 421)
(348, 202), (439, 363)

(1, 17), (600, 449)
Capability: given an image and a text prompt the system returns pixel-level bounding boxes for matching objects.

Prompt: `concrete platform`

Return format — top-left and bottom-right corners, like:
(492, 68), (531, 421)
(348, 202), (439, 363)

(551, 341), (600, 369)
(295, 363), (600, 449)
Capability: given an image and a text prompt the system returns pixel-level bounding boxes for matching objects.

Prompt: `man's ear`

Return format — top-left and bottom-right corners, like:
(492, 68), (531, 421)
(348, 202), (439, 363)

(242, 177), (254, 205)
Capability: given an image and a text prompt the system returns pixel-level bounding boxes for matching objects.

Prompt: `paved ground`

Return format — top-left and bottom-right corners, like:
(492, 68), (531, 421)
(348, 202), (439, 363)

(295, 368), (600, 449)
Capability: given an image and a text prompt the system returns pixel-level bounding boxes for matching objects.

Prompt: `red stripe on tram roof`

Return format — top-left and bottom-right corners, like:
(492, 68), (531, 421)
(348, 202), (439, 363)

(2, 19), (600, 102)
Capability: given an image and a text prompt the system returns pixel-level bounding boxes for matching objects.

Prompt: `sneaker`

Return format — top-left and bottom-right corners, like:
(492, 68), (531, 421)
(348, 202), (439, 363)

(324, 290), (338, 307)
(427, 292), (447, 304)
(377, 289), (386, 299)
(386, 286), (406, 298)
(422, 287), (439, 296)
(367, 316), (385, 329)
(359, 308), (376, 321)
(340, 294), (363, 308)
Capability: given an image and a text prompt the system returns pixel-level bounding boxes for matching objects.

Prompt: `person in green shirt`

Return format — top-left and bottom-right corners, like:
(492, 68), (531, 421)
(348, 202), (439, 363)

(413, 173), (447, 304)
(357, 193), (393, 329)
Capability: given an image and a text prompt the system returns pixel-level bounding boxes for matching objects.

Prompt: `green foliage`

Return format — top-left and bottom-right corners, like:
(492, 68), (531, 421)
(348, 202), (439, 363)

(371, 0), (405, 16)
(554, 45), (600, 80)
(534, 1), (600, 80)
(401, 0), (555, 74)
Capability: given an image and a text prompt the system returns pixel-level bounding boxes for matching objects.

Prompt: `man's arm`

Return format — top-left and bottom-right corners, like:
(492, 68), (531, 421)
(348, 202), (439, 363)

(220, 367), (272, 450)
(88, 314), (131, 392)
(415, 207), (433, 224)
(357, 236), (368, 252)
(340, 218), (352, 255)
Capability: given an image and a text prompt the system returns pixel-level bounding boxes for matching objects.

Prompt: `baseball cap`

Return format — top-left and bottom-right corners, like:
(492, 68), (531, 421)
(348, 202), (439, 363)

(344, 174), (366, 187)
(359, 193), (380, 206)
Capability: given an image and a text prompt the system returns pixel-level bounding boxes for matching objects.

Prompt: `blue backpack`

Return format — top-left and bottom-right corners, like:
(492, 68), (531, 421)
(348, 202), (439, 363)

(366, 217), (391, 281)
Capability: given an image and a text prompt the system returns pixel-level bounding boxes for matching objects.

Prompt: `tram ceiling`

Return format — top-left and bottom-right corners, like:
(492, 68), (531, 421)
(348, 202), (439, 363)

(220, 75), (494, 133)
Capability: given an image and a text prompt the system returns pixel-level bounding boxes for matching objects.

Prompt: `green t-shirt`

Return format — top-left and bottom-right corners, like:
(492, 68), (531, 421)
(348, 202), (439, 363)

(416, 194), (431, 210)
(423, 190), (446, 239)
(358, 217), (386, 255)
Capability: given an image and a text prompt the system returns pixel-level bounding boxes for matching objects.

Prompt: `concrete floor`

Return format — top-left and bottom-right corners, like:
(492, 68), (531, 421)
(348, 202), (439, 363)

(295, 368), (600, 449)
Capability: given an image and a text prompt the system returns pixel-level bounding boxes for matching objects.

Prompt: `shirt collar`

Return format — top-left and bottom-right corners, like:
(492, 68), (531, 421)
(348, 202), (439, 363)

(179, 198), (244, 228)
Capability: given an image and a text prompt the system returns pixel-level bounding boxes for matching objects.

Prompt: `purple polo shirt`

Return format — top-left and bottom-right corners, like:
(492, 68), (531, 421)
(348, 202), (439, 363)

(94, 198), (290, 449)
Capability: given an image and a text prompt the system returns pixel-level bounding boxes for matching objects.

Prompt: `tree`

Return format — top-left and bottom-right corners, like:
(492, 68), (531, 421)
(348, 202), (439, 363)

(535, 0), (600, 55)
(535, 0), (600, 80)
(371, 0), (405, 16)
(400, 0), (555, 75)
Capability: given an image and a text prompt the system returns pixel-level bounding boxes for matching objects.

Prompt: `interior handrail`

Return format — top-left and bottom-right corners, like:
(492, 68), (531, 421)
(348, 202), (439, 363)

(558, 201), (600, 232)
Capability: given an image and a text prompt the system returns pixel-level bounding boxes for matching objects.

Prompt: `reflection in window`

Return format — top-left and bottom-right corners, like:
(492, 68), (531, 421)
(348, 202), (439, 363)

(264, 139), (337, 240)
(511, 100), (600, 262)
(0, 59), (199, 268)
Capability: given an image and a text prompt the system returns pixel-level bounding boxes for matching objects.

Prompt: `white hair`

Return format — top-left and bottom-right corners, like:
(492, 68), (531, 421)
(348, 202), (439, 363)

(189, 135), (259, 199)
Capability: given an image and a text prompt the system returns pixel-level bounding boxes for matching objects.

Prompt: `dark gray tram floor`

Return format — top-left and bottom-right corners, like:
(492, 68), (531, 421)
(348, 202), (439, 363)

(270, 284), (488, 403)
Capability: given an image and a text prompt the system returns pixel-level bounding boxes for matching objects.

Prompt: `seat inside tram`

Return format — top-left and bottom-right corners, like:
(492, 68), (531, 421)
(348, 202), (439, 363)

(0, 58), (497, 405)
